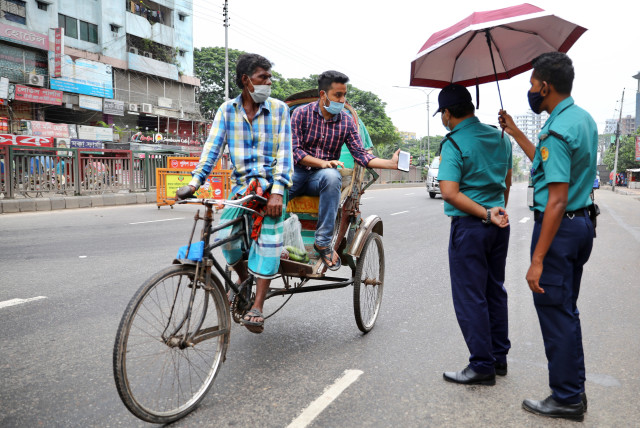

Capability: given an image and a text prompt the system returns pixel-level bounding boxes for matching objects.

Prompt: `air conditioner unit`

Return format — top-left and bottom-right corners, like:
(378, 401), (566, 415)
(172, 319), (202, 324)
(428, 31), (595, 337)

(141, 103), (153, 113)
(128, 47), (138, 55)
(28, 75), (45, 87)
(143, 51), (153, 59)
(128, 103), (138, 112)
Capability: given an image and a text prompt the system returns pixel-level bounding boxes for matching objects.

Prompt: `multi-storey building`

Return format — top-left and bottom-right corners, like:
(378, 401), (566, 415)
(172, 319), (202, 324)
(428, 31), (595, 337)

(0, 0), (203, 150)
(605, 116), (637, 136)
(513, 110), (549, 145)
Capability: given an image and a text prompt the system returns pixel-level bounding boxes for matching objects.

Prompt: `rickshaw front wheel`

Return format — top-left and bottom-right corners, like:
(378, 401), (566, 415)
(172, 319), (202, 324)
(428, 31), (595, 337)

(353, 232), (384, 333)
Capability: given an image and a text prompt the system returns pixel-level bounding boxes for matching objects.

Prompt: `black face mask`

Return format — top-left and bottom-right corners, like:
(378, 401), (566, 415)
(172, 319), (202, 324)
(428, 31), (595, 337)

(528, 90), (544, 114)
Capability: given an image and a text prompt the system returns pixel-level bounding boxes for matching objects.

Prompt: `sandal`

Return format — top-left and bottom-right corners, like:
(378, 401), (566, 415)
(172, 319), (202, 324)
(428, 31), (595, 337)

(313, 244), (341, 271)
(242, 308), (264, 334)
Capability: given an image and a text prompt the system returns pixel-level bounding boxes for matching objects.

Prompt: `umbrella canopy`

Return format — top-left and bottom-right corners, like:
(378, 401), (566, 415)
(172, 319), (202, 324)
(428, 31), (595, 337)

(410, 3), (587, 89)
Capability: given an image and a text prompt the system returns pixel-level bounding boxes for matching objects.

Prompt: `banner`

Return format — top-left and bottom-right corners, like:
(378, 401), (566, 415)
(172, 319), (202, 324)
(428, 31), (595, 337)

(48, 53), (114, 98)
(30, 121), (70, 138)
(165, 173), (224, 199)
(13, 85), (63, 105)
(79, 95), (102, 111)
(103, 99), (124, 116)
(0, 134), (54, 147)
(78, 125), (113, 141)
(52, 27), (64, 78)
(70, 139), (104, 149)
(636, 136), (640, 161)
(0, 22), (48, 50)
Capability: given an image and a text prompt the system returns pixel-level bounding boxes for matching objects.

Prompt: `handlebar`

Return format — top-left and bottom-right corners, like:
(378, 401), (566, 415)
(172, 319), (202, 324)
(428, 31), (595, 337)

(174, 193), (268, 216)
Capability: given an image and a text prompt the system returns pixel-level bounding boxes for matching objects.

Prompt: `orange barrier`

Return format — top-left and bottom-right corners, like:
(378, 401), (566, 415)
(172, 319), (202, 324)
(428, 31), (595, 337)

(156, 164), (232, 207)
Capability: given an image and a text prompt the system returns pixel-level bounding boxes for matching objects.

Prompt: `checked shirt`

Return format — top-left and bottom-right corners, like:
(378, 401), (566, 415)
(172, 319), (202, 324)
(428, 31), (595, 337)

(291, 101), (375, 168)
(190, 94), (293, 196)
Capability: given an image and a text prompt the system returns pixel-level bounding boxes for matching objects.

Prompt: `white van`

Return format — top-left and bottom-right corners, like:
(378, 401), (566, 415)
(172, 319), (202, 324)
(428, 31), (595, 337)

(425, 156), (440, 199)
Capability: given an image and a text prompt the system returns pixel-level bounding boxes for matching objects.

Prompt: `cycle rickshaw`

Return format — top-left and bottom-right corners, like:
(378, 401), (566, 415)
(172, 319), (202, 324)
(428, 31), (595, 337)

(112, 91), (385, 424)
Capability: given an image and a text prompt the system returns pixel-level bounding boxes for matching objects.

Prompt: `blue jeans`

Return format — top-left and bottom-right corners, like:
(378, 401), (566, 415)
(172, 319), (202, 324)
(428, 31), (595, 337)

(289, 166), (342, 248)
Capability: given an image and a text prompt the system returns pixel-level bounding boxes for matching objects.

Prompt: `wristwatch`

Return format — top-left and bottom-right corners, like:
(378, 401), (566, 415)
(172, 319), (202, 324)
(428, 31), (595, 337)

(482, 209), (491, 224)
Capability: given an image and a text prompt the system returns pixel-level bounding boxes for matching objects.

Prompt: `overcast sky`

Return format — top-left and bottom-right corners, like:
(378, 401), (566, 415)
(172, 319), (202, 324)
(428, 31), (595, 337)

(193, 0), (640, 138)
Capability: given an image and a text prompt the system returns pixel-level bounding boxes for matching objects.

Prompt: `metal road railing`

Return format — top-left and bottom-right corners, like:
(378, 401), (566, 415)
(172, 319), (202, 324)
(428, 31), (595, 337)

(0, 145), (190, 199)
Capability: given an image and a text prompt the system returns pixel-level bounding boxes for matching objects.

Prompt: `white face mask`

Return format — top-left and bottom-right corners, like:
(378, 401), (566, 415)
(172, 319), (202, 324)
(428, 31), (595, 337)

(249, 84), (271, 103)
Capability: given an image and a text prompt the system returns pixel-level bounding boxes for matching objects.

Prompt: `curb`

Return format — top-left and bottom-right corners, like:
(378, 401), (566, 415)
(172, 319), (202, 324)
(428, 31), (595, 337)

(0, 191), (157, 214)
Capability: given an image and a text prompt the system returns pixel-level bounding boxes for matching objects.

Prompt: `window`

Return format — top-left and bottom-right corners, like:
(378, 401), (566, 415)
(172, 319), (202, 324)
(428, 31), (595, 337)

(79, 20), (98, 43)
(2, 0), (26, 24)
(58, 14), (78, 39)
(36, 1), (48, 11)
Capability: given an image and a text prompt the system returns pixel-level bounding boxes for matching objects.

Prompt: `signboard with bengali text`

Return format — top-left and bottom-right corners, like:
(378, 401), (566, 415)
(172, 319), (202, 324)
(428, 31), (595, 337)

(0, 22), (48, 50)
(30, 121), (70, 138)
(636, 136), (640, 161)
(13, 85), (63, 105)
(48, 53), (114, 98)
(0, 134), (54, 147)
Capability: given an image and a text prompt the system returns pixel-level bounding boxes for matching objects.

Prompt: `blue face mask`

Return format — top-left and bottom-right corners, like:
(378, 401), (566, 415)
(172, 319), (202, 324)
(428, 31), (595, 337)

(527, 89), (544, 114)
(323, 92), (345, 115)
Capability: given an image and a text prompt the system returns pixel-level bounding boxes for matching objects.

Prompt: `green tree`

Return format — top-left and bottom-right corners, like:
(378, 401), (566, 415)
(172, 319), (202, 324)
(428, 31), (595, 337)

(346, 85), (400, 148)
(194, 47), (244, 116)
(603, 131), (640, 171)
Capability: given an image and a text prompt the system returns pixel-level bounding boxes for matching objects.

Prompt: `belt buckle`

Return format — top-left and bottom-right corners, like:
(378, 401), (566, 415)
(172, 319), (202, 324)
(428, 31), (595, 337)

(566, 212), (575, 220)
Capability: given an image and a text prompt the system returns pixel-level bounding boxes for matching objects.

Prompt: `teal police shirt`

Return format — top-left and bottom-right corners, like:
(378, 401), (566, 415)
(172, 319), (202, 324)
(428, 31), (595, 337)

(531, 97), (598, 212)
(437, 116), (513, 217)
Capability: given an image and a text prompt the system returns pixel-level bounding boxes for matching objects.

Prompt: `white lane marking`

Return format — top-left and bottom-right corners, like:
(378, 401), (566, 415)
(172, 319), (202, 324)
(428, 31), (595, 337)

(79, 255), (87, 259)
(287, 369), (363, 428)
(128, 217), (184, 225)
(519, 217), (531, 223)
(404, 192), (415, 195)
(0, 296), (47, 309)
(390, 210), (409, 216)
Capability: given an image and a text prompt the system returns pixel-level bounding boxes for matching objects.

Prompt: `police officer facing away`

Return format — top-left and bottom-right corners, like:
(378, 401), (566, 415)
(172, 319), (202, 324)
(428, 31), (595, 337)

(499, 52), (597, 422)
(436, 84), (513, 386)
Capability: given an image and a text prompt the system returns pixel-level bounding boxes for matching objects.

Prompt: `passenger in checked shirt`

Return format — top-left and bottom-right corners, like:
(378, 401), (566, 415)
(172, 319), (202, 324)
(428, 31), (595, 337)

(290, 70), (400, 270)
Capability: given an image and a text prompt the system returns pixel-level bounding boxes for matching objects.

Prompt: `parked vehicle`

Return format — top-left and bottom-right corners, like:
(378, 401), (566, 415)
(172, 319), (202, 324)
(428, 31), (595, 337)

(425, 156), (440, 198)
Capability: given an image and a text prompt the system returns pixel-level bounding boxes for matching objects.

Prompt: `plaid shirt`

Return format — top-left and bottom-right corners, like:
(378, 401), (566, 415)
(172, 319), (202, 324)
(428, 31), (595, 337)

(291, 101), (375, 168)
(190, 95), (294, 196)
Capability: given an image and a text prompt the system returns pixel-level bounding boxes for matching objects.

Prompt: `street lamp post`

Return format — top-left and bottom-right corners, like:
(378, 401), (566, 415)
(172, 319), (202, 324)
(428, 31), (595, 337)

(393, 86), (436, 167)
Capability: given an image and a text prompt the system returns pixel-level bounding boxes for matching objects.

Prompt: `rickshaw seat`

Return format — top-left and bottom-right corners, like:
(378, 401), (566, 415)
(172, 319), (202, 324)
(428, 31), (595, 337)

(285, 168), (355, 215)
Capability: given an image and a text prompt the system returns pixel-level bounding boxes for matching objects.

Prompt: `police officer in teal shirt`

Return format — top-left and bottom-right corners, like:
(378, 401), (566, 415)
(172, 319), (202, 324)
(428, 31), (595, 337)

(436, 84), (513, 387)
(500, 52), (597, 422)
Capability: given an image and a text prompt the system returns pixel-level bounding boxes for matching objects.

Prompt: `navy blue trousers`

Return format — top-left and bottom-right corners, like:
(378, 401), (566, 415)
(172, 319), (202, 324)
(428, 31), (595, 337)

(531, 213), (593, 404)
(448, 216), (511, 374)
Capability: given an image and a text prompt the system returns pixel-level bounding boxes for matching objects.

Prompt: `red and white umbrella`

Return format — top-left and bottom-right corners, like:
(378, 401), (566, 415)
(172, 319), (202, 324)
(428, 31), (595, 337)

(410, 3), (587, 100)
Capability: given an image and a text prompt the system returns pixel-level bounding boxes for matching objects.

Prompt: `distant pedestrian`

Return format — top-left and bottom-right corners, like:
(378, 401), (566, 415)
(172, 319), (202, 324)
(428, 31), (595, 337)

(499, 52), (597, 422)
(436, 83), (512, 386)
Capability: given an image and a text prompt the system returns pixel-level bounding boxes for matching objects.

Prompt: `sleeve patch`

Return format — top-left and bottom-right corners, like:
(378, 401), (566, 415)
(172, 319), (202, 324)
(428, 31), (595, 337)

(541, 146), (549, 161)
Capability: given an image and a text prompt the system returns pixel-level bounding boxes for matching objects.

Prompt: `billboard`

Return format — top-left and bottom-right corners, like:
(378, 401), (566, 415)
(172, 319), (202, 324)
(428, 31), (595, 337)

(0, 134), (54, 147)
(48, 53), (114, 98)
(78, 125), (113, 141)
(30, 121), (70, 138)
(0, 22), (48, 50)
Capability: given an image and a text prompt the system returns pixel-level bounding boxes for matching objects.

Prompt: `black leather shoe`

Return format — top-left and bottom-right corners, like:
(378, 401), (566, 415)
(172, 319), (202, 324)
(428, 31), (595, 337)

(494, 362), (507, 376)
(581, 392), (587, 412)
(522, 396), (584, 421)
(443, 366), (495, 385)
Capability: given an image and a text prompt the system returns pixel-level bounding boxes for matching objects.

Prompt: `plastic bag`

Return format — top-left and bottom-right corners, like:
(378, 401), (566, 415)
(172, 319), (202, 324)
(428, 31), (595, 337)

(282, 214), (307, 262)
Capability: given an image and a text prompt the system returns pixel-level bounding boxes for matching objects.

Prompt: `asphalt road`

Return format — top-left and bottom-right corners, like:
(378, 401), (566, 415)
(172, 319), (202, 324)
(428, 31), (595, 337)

(1, 183), (638, 427)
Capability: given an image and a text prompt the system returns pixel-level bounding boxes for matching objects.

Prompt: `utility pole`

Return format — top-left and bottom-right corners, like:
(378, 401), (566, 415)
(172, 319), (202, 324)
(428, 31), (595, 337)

(612, 89), (624, 192)
(223, 0), (229, 100)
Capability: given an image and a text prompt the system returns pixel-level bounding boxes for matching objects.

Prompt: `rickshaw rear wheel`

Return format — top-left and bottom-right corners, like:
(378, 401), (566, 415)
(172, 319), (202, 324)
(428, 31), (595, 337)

(353, 232), (384, 333)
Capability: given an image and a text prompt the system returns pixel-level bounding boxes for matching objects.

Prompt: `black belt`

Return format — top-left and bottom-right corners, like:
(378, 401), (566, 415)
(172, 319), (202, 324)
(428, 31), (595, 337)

(533, 208), (587, 222)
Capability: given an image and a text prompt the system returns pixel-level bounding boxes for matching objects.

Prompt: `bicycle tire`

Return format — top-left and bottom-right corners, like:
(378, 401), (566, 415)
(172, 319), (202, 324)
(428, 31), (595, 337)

(353, 233), (385, 333)
(113, 264), (230, 424)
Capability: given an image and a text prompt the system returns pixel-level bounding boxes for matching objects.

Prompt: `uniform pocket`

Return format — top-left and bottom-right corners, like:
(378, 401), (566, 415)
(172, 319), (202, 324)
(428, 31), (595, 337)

(533, 271), (566, 306)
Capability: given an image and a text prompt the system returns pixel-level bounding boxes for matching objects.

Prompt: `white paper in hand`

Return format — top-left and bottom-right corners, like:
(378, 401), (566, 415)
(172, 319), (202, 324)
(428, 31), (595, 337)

(398, 150), (410, 172)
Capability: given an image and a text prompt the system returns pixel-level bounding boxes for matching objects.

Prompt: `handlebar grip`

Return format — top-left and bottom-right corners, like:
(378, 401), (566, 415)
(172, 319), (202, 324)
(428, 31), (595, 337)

(176, 185), (195, 200)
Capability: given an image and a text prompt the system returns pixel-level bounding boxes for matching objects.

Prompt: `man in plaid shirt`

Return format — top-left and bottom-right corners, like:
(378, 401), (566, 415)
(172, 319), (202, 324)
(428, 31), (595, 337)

(177, 53), (293, 333)
(290, 70), (399, 270)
